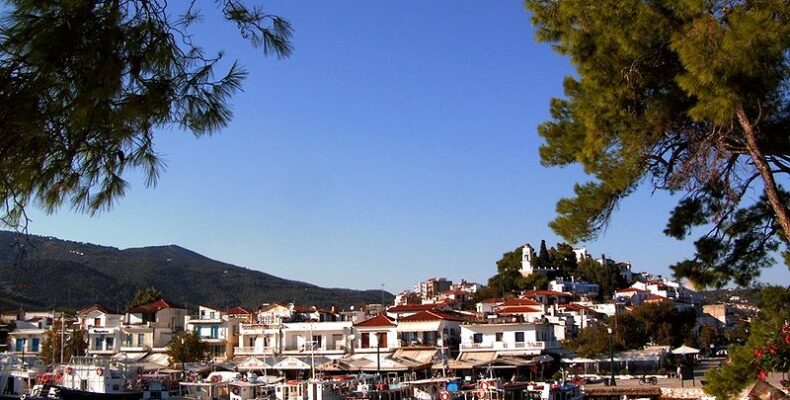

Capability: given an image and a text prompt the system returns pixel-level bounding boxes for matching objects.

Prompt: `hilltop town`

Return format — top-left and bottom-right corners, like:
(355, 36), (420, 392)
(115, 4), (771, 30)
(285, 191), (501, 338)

(1, 242), (759, 384)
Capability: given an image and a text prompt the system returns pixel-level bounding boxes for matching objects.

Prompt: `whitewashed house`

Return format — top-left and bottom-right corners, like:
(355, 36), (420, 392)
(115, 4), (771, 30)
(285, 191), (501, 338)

(78, 305), (123, 357)
(352, 314), (399, 358)
(120, 299), (186, 354)
(185, 305), (247, 361)
(459, 321), (560, 359)
(8, 313), (53, 358)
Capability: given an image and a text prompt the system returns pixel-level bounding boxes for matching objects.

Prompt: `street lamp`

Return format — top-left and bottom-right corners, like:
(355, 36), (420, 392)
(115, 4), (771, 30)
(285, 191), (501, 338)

(374, 332), (381, 376)
(607, 327), (616, 386)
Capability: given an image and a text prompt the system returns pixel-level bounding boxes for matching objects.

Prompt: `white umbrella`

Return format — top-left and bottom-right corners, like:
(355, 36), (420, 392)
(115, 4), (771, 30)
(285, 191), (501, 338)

(670, 345), (700, 355)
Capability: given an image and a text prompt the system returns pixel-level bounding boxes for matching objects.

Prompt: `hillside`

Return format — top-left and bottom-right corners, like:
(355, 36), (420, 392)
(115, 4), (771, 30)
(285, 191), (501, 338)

(0, 231), (393, 311)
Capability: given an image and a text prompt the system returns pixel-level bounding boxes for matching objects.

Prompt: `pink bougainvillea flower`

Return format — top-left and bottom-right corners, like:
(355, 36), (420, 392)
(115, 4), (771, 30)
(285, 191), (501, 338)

(757, 370), (768, 381)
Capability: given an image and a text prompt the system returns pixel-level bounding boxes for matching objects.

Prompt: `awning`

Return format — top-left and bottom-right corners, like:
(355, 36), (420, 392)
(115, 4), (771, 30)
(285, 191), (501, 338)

(318, 354), (425, 372)
(113, 352), (148, 362)
(138, 353), (171, 367)
(459, 351), (497, 364)
(392, 349), (438, 364)
(496, 356), (536, 367)
(272, 356), (311, 370)
(234, 357), (272, 371)
(671, 345), (700, 355)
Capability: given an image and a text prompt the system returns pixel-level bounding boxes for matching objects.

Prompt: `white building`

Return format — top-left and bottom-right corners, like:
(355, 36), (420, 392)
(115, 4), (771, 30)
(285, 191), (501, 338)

(185, 305), (247, 361)
(8, 313), (53, 358)
(549, 278), (599, 296)
(78, 305), (124, 357)
(459, 321), (559, 358)
(520, 243), (559, 277)
(121, 299), (187, 353)
(235, 320), (353, 361)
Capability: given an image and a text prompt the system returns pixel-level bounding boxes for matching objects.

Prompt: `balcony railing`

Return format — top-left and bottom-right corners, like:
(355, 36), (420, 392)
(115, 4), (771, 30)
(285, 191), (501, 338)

(461, 341), (548, 350)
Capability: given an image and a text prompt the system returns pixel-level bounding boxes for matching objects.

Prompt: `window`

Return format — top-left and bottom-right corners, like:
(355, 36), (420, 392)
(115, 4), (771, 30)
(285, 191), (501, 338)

(248, 337), (255, 347)
(94, 318), (101, 327)
(15, 339), (24, 352)
(210, 312), (216, 319)
(95, 337), (103, 349)
(210, 325), (219, 339)
(126, 334), (133, 346)
(105, 337), (114, 348)
(138, 333), (145, 346)
(515, 332), (525, 343)
(361, 333), (369, 349)
(377, 332), (387, 348)
(495, 332), (503, 342)
(312, 335), (322, 349)
(473, 333), (483, 344)
(31, 338), (40, 352)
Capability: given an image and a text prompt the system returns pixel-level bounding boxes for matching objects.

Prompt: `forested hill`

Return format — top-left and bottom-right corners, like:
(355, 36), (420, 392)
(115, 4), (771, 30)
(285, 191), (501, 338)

(0, 231), (392, 311)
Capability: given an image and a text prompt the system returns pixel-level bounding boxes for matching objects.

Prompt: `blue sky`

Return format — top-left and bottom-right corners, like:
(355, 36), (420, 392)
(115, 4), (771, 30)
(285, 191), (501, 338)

(25, 1), (790, 292)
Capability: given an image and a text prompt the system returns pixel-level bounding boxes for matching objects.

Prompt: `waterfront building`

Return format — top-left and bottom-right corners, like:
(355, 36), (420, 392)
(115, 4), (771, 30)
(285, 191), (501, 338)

(8, 312), (53, 360)
(459, 320), (560, 362)
(185, 305), (247, 361)
(78, 305), (123, 357)
(120, 299), (186, 354)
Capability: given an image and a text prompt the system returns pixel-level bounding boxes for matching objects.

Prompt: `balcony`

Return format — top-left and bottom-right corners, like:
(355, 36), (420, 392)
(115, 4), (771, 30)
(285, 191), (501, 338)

(461, 341), (549, 351)
(87, 348), (117, 355)
(120, 345), (151, 352)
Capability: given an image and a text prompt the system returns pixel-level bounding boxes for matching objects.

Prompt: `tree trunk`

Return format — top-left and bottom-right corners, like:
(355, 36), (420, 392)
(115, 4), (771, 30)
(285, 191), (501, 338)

(736, 106), (790, 241)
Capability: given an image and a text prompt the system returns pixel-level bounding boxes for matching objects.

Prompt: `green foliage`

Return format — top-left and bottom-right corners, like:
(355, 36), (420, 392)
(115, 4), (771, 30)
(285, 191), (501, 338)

(166, 331), (208, 365)
(566, 302), (696, 357)
(705, 286), (790, 399)
(698, 325), (720, 354)
(0, 1), (292, 228)
(525, 0), (790, 289)
(572, 257), (624, 299)
(522, 272), (549, 291)
(40, 326), (88, 365)
(631, 302), (697, 347)
(564, 324), (615, 357)
(485, 246), (528, 296)
(480, 241), (579, 296)
(127, 287), (162, 311)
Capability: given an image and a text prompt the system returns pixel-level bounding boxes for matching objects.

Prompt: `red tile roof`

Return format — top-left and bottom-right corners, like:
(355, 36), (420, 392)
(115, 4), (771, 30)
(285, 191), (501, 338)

(354, 314), (396, 327)
(615, 288), (648, 293)
(478, 298), (505, 304)
(523, 290), (571, 297)
(496, 306), (544, 314)
(398, 310), (474, 322)
(387, 303), (447, 313)
(127, 299), (183, 314)
(560, 303), (597, 313)
(225, 306), (253, 315)
(502, 298), (541, 306)
(646, 294), (670, 302)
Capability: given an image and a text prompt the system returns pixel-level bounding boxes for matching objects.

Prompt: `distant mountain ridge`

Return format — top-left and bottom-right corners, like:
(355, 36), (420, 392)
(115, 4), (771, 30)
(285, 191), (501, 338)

(0, 231), (393, 311)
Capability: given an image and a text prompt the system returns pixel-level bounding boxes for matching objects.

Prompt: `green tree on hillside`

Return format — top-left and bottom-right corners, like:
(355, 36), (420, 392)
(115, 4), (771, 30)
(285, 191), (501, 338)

(126, 287), (162, 311)
(572, 258), (624, 299)
(0, 1), (292, 229)
(525, 0), (790, 289)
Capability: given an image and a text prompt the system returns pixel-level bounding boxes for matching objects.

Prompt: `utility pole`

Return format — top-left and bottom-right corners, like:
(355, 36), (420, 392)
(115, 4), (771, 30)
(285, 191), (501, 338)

(60, 312), (65, 364)
(607, 327), (616, 386)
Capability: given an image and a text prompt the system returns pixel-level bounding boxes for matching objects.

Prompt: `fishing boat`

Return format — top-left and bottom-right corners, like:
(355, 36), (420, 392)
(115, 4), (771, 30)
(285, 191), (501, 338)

(31, 357), (142, 400)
